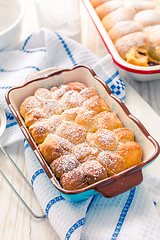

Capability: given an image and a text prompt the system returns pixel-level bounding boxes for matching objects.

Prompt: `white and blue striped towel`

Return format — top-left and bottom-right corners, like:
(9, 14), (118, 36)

(0, 28), (160, 240)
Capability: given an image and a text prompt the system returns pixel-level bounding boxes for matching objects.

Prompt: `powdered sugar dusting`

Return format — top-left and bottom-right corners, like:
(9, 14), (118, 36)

(126, 1), (157, 12)
(56, 121), (87, 144)
(20, 82), (142, 190)
(34, 88), (52, 101)
(48, 115), (63, 133)
(96, 0), (124, 20)
(108, 21), (143, 43)
(51, 85), (70, 99)
(73, 143), (99, 162)
(115, 32), (150, 58)
(133, 9), (160, 27)
(96, 129), (117, 150)
(50, 154), (79, 178)
(60, 90), (80, 110)
(43, 99), (63, 116)
(102, 7), (136, 31)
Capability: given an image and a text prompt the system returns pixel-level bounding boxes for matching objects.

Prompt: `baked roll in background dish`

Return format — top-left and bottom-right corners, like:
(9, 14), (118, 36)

(90, 0), (160, 66)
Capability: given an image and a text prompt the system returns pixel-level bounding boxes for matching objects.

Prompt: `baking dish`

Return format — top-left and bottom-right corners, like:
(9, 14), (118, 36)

(82, 0), (160, 82)
(5, 65), (160, 201)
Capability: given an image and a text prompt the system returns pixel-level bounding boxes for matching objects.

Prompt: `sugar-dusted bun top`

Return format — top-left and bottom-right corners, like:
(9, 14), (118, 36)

(102, 6), (136, 31)
(108, 21), (143, 43)
(95, 1), (125, 20)
(115, 31), (150, 59)
(133, 9), (160, 27)
(125, 1), (157, 12)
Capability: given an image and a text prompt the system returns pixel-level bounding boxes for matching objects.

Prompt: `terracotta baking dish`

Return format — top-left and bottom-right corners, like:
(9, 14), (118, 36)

(82, 0), (160, 82)
(5, 65), (160, 201)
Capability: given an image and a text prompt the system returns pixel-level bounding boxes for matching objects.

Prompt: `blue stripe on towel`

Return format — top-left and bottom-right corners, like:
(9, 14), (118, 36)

(21, 49), (46, 53)
(111, 187), (136, 240)
(0, 66), (40, 73)
(6, 122), (17, 128)
(31, 169), (45, 187)
(6, 113), (17, 128)
(24, 139), (29, 149)
(55, 32), (77, 66)
(45, 196), (65, 217)
(65, 218), (85, 240)
(21, 33), (35, 50)
(0, 86), (12, 89)
(24, 142), (29, 150)
(86, 195), (96, 213)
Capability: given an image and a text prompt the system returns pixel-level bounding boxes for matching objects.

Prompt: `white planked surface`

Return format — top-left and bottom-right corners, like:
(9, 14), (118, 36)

(0, 1), (160, 239)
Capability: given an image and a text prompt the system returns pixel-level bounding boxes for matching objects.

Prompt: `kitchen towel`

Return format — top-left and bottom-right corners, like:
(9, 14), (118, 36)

(0, 28), (160, 240)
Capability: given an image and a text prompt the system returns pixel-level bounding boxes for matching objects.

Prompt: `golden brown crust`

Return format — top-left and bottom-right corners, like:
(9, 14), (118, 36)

(60, 168), (88, 190)
(90, 0), (109, 8)
(60, 90), (80, 110)
(51, 85), (70, 99)
(25, 108), (45, 127)
(66, 82), (87, 92)
(75, 110), (98, 132)
(20, 96), (42, 119)
(20, 81), (143, 190)
(38, 134), (73, 164)
(61, 107), (81, 121)
(34, 88), (52, 102)
(87, 129), (118, 151)
(56, 121), (87, 145)
(60, 160), (107, 190)
(73, 143), (99, 163)
(78, 87), (98, 104)
(97, 111), (123, 130)
(28, 115), (63, 144)
(113, 128), (134, 143)
(80, 160), (108, 185)
(82, 95), (110, 113)
(50, 155), (79, 179)
(117, 141), (142, 168)
(42, 98), (63, 116)
(97, 151), (126, 176)
(29, 120), (49, 144)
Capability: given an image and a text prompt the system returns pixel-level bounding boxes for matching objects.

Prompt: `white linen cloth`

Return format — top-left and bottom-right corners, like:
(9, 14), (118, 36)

(0, 28), (160, 240)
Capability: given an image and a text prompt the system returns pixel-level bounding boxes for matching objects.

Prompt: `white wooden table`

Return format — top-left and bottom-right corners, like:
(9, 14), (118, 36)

(0, 1), (160, 239)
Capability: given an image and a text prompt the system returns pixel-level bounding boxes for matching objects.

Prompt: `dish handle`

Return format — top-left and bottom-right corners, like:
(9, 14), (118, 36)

(26, 67), (61, 82)
(94, 169), (143, 198)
